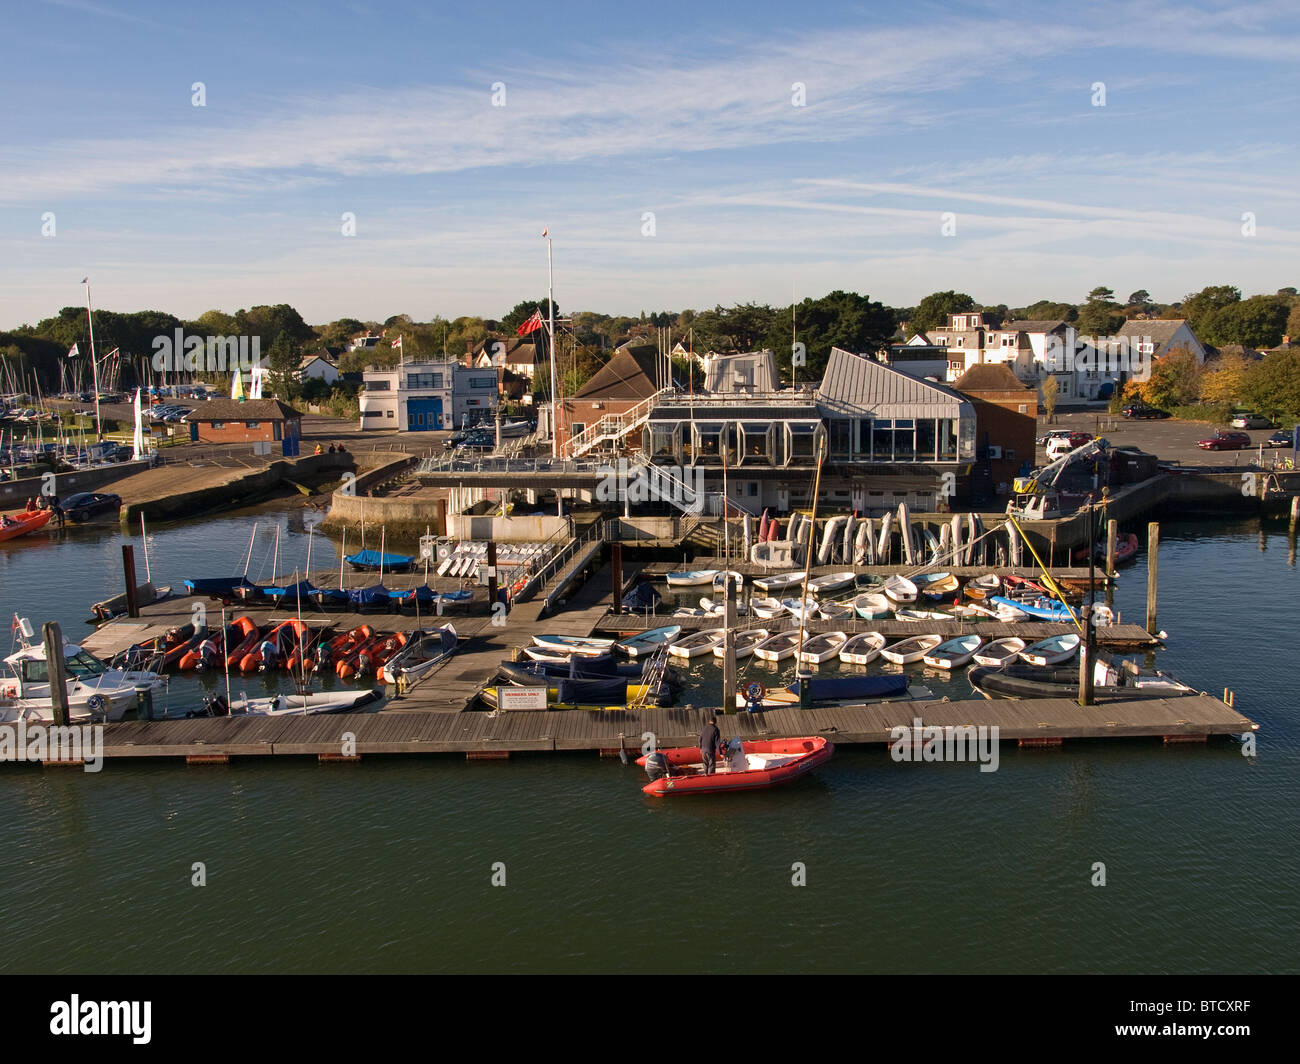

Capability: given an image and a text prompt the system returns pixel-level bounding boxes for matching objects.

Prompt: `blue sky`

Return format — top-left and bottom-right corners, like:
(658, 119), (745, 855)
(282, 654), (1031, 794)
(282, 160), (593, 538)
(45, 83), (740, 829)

(3, 0), (1298, 327)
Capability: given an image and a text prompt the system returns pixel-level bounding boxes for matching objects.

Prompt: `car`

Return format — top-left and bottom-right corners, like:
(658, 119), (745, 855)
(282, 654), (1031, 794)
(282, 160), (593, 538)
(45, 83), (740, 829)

(1230, 413), (1273, 429)
(1265, 429), (1293, 448)
(60, 491), (122, 522)
(1122, 404), (1170, 419)
(1036, 429), (1073, 447)
(1045, 437), (1080, 461)
(1066, 431), (1094, 447)
(1197, 431), (1252, 451)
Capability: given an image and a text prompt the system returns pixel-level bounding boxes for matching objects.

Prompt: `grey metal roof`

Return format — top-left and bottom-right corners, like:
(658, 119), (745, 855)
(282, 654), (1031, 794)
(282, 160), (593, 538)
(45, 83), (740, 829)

(815, 347), (970, 418)
(1002, 319), (1069, 334)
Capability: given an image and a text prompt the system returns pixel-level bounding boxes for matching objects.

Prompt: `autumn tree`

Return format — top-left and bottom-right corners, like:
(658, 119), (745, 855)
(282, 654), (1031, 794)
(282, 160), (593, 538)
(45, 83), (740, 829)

(1041, 376), (1059, 422)
(1124, 348), (1204, 410)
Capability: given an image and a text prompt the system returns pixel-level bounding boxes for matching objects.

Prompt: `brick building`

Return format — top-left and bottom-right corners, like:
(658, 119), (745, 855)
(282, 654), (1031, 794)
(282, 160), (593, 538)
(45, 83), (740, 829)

(188, 398), (303, 450)
(951, 363), (1037, 497)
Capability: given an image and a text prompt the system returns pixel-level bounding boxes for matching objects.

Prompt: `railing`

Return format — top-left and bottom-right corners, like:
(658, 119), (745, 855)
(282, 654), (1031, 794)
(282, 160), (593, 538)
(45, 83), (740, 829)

(560, 388), (672, 459)
(416, 454), (614, 475)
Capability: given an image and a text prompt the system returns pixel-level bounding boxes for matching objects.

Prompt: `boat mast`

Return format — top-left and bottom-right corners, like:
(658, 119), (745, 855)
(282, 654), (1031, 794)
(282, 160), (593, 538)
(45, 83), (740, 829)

(242, 523), (258, 578)
(83, 279), (104, 442)
(545, 227), (557, 459)
(793, 434), (827, 699)
(140, 514), (151, 584)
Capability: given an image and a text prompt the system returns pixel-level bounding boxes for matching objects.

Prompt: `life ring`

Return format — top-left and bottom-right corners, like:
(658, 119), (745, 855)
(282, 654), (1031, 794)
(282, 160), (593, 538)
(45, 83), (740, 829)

(86, 694), (107, 714)
(744, 681), (767, 703)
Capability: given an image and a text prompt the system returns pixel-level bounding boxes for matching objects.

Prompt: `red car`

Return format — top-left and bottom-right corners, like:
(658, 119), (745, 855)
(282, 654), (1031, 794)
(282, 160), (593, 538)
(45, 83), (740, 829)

(1067, 431), (1094, 447)
(1198, 431), (1252, 451)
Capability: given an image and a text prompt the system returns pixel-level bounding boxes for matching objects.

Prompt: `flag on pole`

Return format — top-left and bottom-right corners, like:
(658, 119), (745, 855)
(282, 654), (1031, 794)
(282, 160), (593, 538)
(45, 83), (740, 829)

(67, 343), (80, 358)
(392, 335), (402, 350)
(541, 227), (548, 237)
(516, 310), (544, 336)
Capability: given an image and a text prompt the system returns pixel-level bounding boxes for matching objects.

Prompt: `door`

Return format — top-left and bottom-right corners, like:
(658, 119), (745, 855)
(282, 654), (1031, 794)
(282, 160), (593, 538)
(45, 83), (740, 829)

(407, 398), (442, 431)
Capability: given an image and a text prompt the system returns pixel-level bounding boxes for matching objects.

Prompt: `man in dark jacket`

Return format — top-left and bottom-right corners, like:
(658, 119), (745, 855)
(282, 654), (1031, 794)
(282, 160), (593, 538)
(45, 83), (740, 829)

(699, 714), (722, 775)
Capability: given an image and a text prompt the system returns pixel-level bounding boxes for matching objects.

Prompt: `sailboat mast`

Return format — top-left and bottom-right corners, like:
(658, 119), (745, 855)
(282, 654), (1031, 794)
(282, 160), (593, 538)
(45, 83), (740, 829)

(83, 279), (104, 441)
(546, 229), (557, 459)
(242, 523), (257, 577)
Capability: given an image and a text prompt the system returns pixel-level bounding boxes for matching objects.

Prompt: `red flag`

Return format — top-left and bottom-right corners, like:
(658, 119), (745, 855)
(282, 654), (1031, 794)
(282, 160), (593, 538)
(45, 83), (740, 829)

(516, 310), (544, 336)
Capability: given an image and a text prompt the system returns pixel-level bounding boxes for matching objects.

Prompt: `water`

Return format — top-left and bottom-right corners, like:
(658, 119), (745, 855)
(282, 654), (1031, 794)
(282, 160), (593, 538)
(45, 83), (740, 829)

(1, 509), (1297, 973)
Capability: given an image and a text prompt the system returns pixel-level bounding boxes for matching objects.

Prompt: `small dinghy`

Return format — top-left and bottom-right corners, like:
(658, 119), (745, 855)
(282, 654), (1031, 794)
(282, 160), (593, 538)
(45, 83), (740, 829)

(194, 687), (382, 717)
(993, 601), (1028, 623)
(748, 673), (910, 707)
(752, 571), (805, 594)
(883, 574), (917, 603)
(797, 631), (848, 665)
(964, 573), (1003, 601)
(711, 570), (744, 592)
(0, 508), (53, 541)
(816, 601), (855, 621)
(345, 549), (414, 573)
(894, 607), (951, 623)
(667, 629), (726, 659)
(379, 624), (458, 684)
(807, 571), (855, 595)
(839, 631), (887, 666)
(531, 634), (616, 657)
(854, 591), (893, 620)
(1019, 633), (1081, 666)
(666, 569), (720, 587)
(713, 628), (770, 660)
(880, 633), (943, 664)
(697, 597), (749, 617)
(753, 630), (801, 662)
(990, 595), (1075, 623)
(923, 633), (985, 670)
(972, 637), (1026, 667)
(916, 573), (960, 603)
(613, 625), (682, 658)
(781, 596), (818, 621)
(639, 737), (834, 797)
(750, 597), (785, 620)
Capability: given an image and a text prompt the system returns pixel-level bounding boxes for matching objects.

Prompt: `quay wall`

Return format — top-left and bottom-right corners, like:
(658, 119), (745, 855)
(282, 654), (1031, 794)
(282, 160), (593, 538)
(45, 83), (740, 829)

(0, 459), (149, 508)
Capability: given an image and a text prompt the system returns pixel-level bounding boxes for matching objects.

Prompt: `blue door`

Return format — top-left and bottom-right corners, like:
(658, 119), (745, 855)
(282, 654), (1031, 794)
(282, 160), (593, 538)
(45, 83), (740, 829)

(407, 398), (442, 431)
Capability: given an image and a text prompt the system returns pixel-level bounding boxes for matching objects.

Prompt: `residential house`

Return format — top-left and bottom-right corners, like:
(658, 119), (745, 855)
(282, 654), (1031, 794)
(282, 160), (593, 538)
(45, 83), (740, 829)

(298, 351), (340, 385)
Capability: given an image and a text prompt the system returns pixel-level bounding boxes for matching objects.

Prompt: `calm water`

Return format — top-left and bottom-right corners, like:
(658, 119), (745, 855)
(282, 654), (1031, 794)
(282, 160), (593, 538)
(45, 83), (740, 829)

(1, 508), (1297, 973)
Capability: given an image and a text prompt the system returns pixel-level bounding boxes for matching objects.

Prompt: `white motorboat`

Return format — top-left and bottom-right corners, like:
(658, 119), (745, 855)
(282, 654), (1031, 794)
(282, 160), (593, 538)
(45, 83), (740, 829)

(838, 631), (886, 666)
(0, 639), (161, 723)
(196, 687), (382, 717)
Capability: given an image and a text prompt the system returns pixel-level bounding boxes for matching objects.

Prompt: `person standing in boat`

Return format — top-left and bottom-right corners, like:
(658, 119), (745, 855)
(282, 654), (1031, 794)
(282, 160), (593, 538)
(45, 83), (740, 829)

(699, 714), (722, 775)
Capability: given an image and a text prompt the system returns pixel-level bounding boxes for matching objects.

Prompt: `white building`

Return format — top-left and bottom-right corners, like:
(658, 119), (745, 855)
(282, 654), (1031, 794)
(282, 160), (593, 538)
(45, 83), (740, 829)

(359, 360), (499, 431)
(298, 352), (340, 385)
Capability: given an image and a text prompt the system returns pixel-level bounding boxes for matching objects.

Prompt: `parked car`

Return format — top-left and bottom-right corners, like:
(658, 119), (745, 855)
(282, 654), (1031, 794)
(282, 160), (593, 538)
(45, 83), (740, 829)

(1122, 404), (1170, 419)
(1197, 431), (1252, 451)
(1045, 437), (1079, 461)
(1265, 429), (1293, 448)
(60, 491), (123, 522)
(1230, 413), (1273, 429)
(1036, 429), (1073, 447)
(1066, 431), (1094, 447)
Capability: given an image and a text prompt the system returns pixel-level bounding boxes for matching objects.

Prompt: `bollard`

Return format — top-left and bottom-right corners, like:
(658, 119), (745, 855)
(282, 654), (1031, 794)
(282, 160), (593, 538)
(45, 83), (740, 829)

(122, 545), (139, 618)
(135, 684), (154, 721)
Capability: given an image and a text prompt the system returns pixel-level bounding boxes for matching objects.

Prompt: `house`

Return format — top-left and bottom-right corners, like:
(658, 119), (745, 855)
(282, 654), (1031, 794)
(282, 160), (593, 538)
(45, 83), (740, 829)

(951, 364), (1037, 497)
(188, 398), (302, 452)
(1113, 319), (1207, 363)
(298, 351), (340, 385)
(880, 333), (950, 381)
(471, 337), (544, 379)
(347, 335), (383, 352)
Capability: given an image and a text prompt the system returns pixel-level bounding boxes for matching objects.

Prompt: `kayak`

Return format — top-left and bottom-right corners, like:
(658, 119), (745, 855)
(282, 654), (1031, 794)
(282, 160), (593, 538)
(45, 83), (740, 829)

(638, 737), (834, 797)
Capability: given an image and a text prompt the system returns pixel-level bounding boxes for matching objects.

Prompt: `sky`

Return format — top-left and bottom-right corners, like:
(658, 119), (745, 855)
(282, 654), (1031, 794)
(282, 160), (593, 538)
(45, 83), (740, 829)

(2, 0), (1298, 328)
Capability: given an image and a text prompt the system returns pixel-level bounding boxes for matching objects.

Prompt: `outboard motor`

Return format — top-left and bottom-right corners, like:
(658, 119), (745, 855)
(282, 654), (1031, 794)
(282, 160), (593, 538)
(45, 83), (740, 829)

(644, 751), (671, 781)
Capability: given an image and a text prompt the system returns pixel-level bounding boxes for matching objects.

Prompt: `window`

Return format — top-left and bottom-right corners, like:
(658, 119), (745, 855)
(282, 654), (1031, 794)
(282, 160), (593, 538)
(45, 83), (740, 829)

(650, 424), (679, 460)
(571, 423), (586, 437)
(786, 422), (820, 462)
(916, 418), (937, 462)
(386, 410), (394, 418)
(407, 373), (443, 389)
(367, 380), (391, 391)
(211, 421), (226, 429)
(939, 419), (958, 461)
(1018, 404), (1028, 414)
(740, 422), (772, 463)
(245, 421), (260, 428)
(469, 377), (495, 389)
(829, 419), (853, 460)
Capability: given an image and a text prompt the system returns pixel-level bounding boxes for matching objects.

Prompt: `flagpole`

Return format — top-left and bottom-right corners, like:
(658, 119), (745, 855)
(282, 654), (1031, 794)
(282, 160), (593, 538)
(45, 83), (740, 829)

(83, 278), (103, 441)
(546, 230), (557, 459)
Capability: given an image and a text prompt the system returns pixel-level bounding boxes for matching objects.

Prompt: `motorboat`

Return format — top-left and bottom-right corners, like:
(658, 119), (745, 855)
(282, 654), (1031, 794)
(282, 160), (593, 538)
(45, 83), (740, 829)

(969, 660), (1194, 701)
(639, 737), (834, 797)
(0, 639), (161, 722)
(379, 625), (458, 684)
(193, 687), (382, 717)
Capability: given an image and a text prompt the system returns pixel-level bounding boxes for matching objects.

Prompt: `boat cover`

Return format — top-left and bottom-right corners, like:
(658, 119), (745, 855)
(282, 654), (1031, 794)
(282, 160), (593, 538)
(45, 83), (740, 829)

(783, 674), (909, 702)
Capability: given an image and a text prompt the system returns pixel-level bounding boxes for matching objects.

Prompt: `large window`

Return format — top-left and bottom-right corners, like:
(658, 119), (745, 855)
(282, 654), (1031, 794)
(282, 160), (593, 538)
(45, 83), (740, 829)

(407, 372), (443, 389)
(829, 419), (853, 460)
(693, 422), (724, 464)
(468, 377), (495, 390)
(650, 424), (678, 461)
(939, 419), (958, 460)
(872, 419), (894, 461)
(366, 380), (391, 391)
(892, 418), (915, 460)
(740, 422), (772, 463)
(916, 418), (936, 461)
(786, 422), (820, 462)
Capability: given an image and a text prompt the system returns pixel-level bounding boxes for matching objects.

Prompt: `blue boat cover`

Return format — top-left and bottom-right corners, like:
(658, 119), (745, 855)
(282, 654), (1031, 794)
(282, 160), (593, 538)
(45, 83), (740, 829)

(989, 595), (1074, 622)
(555, 676), (628, 704)
(348, 584), (391, 606)
(346, 549), (414, 570)
(783, 674), (909, 702)
(267, 580), (317, 601)
(309, 587), (350, 603)
(184, 577), (254, 595)
(622, 583), (662, 610)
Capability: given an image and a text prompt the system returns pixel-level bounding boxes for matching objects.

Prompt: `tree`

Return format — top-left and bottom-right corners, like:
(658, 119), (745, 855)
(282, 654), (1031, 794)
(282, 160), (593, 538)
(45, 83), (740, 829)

(1200, 296), (1289, 350)
(909, 291), (975, 335)
(501, 299), (558, 335)
(1241, 349), (1300, 419)
(1180, 285), (1240, 331)
(1127, 290), (1152, 307)
(1125, 348), (1203, 410)
(777, 290), (895, 382)
(1041, 376), (1059, 422)
(1199, 352), (1250, 405)
(1288, 302), (1300, 342)
(1076, 286), (1125, 337)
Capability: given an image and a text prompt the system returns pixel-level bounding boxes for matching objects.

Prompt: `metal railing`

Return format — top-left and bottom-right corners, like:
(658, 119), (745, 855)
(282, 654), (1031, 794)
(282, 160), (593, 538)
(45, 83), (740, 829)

(560, 388), (671, 459)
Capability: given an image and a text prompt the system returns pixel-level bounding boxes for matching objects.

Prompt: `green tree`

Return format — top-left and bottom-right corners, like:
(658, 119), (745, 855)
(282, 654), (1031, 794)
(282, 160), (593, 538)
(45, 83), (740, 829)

(777, 290), (895, 382)
(1126, 348), (1203, 409)
(909, 291), (975, 335)
(1076, 286), (1125, 337)
(1016, 299), (1077, 323)
(1180, 285), (1240, 331)
(1127, 290), (1152, 307)
(1200, 296), (1289, 349)
(1241, 349), (1300, 418)
(501, 299), (558, 335)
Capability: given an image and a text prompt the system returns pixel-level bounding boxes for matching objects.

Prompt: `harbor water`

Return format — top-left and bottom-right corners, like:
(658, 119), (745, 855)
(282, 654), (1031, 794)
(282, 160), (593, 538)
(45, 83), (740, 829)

(1, 506), (1297, 973)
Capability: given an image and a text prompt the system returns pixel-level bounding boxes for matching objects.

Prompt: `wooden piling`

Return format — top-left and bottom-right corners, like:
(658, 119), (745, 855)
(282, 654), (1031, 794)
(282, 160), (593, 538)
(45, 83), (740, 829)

(1106, 518), (1118, 577)
(722, 573), (737, 715)
(42, 622), (71, 727)
(486, 541), (499, 609)
(1290, 495), (1299, 532)
(1077, 604), (1094, 706)
(436, 497), (447, 537)
(121, 545), (139, 618)
(1146, 521), (1160, 635)
(610, 542), (623, 615)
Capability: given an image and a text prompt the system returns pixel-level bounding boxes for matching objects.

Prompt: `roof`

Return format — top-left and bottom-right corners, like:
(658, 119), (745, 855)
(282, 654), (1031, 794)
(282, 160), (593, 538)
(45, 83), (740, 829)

(816, 347), (970, 418)
(572, 345), (680, 400)
(191, 398), (301, 421)
(951, 363), (1033, 393)
(299, 351), (334, 368)
(475, 337), (542, 363)
(1115, 318), (1191, 343)
(702, 350), (779, 393)
(1002, 319), (1069, 334)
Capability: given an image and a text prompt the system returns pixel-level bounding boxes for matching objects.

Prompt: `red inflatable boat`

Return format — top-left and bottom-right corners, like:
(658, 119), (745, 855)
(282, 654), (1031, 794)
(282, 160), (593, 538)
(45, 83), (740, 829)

(637, 736), (834, 797)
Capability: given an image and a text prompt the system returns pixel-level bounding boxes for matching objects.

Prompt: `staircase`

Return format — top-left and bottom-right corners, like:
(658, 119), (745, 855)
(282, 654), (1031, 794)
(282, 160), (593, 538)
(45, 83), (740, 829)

(561, 389), (671, 459)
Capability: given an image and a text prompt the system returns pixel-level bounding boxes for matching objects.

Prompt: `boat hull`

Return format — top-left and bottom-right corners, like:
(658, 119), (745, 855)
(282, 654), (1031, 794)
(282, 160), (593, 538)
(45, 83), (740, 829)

(639, 737), (834, 796)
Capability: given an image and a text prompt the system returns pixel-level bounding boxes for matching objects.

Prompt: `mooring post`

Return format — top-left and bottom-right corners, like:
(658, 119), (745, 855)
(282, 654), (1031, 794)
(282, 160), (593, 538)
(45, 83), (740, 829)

(1106, 518), (1118, 577)
(1291, 495), (1299, 532)
(1078, 604), (1094, 706)
(486, 541), (499, 608)
(121, 544), (139, 618)
(610, 541), (623, 615)
(1146, 521), (1160, 635)
(436, 497), (447, 537)
(722, 575), (738, 715)
(42, 622), (71, 727)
